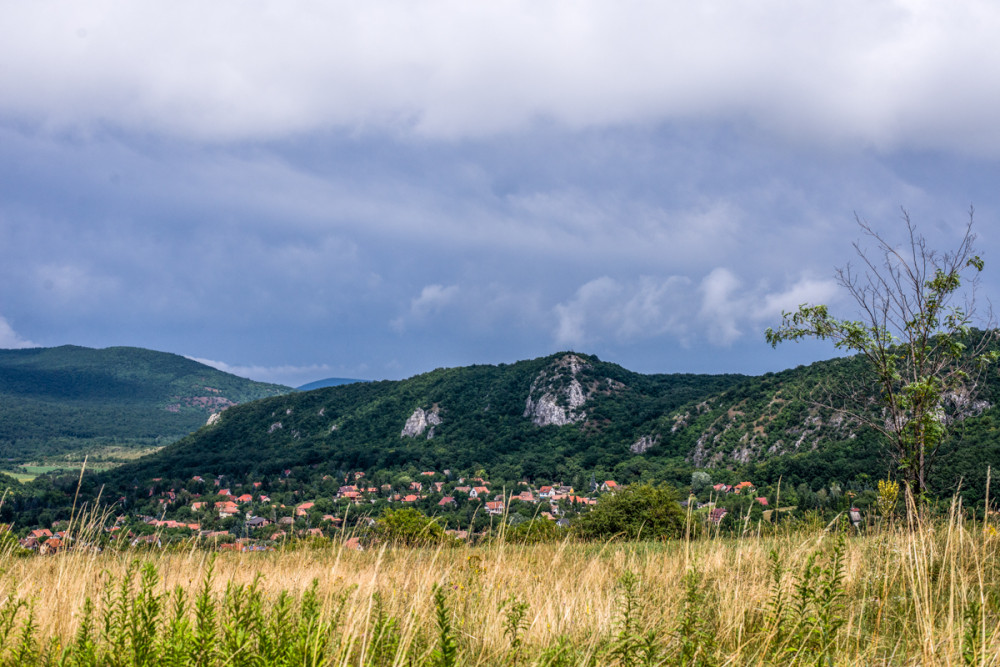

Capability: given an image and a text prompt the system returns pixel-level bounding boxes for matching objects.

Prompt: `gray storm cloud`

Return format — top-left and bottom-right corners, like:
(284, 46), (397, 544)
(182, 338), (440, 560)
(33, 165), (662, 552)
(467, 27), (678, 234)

(3, 1), (1000, 152)
(1, 1), (997, 381)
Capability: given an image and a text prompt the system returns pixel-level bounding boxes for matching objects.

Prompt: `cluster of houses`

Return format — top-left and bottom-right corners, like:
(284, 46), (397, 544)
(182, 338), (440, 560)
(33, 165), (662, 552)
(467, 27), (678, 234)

(16, 527), (70, 553)
(9, 471), (634, 552)
(161, 471), (622, 522)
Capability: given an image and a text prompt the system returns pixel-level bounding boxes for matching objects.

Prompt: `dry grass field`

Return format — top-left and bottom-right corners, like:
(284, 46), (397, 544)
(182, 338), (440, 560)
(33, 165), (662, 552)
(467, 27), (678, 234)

(3, 504), (1000, 665)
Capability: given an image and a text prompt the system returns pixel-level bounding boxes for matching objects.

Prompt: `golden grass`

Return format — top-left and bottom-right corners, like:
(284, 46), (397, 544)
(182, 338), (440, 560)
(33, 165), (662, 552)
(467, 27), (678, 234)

(5, 506), (1000, 665)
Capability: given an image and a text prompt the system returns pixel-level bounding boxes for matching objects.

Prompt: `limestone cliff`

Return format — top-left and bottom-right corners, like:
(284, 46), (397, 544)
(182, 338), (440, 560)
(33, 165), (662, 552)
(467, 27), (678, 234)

(401, 405), (442, 439)
(521, 353), (624, 427)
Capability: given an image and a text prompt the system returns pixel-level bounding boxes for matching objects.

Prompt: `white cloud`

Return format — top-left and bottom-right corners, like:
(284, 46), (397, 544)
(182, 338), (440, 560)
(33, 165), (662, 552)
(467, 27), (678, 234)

(0, 316), (37, 349)
(698, 268), (743, 345)
(757, 276), (840, 321)
(553, 275), (693, 347)
(553, 270), (843, 350)
(5, 2), (1000, 153)
(391, 284), (460, 331)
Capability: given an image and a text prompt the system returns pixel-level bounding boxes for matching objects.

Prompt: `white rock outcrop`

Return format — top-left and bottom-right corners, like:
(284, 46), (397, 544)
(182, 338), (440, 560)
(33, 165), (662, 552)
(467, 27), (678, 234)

(206, 412), (223, 426)
(401, 405), (442, 438)
(630, 435), (659, 454)
(523, 354), (592, 427)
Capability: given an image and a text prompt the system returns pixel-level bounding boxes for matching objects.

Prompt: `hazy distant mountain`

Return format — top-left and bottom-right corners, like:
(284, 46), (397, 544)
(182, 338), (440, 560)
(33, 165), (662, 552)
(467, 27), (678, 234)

(296, 377), (366, 391)
(0, 345), (292, 462)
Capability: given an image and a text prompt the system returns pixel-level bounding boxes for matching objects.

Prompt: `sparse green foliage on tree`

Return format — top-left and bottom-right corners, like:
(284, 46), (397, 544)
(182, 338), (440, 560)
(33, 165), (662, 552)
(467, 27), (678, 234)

(766, 209), (998, 496)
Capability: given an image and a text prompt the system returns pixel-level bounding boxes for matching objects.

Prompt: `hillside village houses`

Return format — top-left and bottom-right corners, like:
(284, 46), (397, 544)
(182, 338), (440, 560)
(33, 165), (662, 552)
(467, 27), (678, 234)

(10, 467), (776, 553)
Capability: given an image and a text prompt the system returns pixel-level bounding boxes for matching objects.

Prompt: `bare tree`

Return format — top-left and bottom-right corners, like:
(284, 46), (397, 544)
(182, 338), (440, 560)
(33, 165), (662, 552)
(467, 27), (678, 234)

(766, 208), (998, 496)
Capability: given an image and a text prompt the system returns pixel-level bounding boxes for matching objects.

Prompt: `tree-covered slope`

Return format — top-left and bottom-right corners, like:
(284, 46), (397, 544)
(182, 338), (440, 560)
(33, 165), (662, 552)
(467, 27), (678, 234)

(107, 346), (1000, 498)
(0, 346), (291, 461)
(111, 352), (747, 485)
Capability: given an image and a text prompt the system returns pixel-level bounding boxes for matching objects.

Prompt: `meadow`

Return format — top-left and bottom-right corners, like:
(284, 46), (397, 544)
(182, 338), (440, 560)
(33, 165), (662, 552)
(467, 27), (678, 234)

(2, 500), (1000, 666)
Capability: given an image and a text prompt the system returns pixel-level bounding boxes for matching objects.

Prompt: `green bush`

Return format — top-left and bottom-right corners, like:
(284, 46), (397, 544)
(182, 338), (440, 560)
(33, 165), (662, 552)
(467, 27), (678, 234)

(373, 507), (448, 547)
(573, 483), (685, 540)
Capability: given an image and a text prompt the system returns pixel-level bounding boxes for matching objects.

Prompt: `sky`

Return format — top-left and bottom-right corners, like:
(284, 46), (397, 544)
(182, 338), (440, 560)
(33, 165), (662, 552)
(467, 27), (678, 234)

(3, 1), (1000, 386)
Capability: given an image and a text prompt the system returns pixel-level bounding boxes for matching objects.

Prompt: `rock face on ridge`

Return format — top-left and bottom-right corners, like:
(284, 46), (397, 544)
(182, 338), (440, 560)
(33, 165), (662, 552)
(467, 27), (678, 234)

(630, 434), (659, 454)
(401, 406), (442, 439)
(523, 354), (593, 427)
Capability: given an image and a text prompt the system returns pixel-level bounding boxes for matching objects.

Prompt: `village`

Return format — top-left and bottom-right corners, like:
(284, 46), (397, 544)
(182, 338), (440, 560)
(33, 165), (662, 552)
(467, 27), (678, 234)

(7, 468), (808, 554)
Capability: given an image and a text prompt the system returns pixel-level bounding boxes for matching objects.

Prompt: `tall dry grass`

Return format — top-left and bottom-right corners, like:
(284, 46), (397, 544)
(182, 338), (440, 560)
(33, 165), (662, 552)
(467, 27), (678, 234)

(3, 504), (1000, 665)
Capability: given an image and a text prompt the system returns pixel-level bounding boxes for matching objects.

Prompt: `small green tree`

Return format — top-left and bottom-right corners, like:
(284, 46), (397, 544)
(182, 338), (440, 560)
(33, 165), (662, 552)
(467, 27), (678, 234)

(573, 483), (685, 540)
(690, 471), (712, 495)
(373, 508), (448, 547)
(766, 209), (997, 497)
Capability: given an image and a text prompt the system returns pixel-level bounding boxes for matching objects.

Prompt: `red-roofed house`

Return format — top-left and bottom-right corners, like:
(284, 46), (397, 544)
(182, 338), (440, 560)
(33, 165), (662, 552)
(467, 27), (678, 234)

(215, 501), (239, 517)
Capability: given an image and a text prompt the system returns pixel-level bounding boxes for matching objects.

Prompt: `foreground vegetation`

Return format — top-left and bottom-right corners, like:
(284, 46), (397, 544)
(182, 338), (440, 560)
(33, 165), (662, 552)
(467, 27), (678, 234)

(3, 503), (1000, 666)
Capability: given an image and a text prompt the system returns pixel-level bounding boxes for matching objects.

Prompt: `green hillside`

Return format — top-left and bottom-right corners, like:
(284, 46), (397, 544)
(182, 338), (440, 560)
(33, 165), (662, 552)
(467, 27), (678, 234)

(111, 352), (745, 485)
(0, 345), (291, 462)
(107, 347), (1000, 500)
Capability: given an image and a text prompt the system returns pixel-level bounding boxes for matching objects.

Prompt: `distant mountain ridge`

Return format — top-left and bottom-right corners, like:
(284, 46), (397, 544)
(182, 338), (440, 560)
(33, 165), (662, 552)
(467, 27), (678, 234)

(0, 345), (292, 462)
(296, 377), (366, 391)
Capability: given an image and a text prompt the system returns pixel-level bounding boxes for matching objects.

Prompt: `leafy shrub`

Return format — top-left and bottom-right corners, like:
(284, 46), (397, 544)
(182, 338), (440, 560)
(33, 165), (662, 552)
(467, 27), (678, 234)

(573, 483), (685, 540)
(373, 508), (449, 547)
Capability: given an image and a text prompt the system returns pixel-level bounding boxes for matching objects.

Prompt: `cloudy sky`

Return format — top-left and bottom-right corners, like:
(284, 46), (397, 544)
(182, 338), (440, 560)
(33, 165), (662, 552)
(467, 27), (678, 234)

(3, 1), (1000, 386)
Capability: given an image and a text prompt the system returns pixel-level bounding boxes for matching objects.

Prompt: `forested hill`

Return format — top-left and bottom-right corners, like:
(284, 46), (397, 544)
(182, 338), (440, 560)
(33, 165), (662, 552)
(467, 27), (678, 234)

(0, 345), (291, 461)
(105, 347), (1000, 499)
(110, 352), (744, 485)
